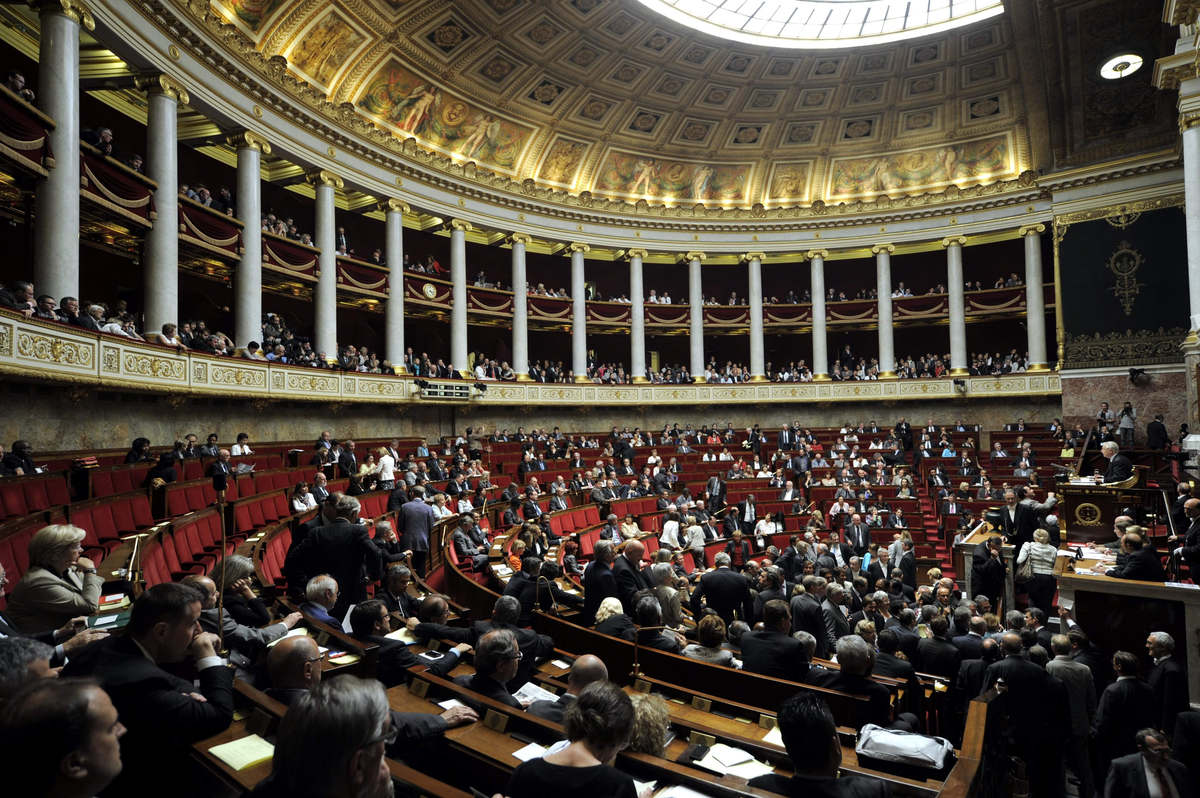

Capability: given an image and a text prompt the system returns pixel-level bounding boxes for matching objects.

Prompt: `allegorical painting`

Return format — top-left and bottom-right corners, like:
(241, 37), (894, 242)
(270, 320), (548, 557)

(356, 57), (534, 174)
(765, 161), (813, 204)
(537, 136), (589, 188)
(214, 0), (288, 36)
(593, 150), (750, 203)
(827, 133), (1014, 200)
(285, 10), (367, 91)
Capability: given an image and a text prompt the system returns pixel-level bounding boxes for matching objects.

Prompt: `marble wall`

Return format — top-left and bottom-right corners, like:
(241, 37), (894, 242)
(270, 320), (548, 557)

(1060, 367), (1186, 445)
(0, 379), (1062, 453)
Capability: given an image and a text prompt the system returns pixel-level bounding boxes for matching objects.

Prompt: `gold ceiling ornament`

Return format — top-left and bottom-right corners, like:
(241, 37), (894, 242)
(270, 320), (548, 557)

(805, 249), (830, 261)
(226, 130), (272, 154)
(31, 0), (95, 30)
(741, 252), (767, 263)
(1103, 207), (1141, 230)
(381, 198), (410, 215)
(1018, 223), (1046, 237)
(624, 248), (649, 261)
(1106, 241), (1145, 316)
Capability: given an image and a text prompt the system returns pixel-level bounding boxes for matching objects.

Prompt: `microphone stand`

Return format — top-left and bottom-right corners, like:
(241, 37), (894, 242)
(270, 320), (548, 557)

(630, 624), (667, 679)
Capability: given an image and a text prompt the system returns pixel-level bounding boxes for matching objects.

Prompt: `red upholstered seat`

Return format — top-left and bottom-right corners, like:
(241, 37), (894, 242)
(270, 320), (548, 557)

(0, 483), (28, 519)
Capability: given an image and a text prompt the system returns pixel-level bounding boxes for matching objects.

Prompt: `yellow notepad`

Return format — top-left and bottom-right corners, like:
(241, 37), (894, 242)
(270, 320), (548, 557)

(329, 653), (362, 666)
(208, 734), (274, 771)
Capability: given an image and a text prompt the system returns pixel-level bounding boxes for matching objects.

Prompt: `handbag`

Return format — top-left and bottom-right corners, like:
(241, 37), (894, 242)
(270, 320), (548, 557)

(856, 724), (954, 770)
(1015, 543), (1033, 582)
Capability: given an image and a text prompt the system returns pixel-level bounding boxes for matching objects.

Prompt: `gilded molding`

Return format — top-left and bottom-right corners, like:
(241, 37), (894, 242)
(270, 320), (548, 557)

(449, 218), (473, 232)
(567, 242), (591, 254)
(382, 198), (410, 215)
(508, 233), (532, 246)
(1166, 0), (1200, 25)
(1018, 224), (1046, 237)
(306, 169), (344, 189)
(31, 0), (95, 30)
(227, 130), (273, 155)
(742, 252), (767, 263)
(940, 236), (967, 248)
(136, 73), (191, 105)
(1181, 109), (1200, 131)
(1054, 195), (1185, 228)
(1062, 328), (1188, 369)
(625, 248), (649, 260)
(871, 243), (896, 255)
(684, 251), (706, 262)
(805, 249), (830, 261)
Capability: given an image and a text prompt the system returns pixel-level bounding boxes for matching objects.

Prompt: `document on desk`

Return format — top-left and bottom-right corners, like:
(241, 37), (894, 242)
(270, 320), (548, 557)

(266, 628), (310, 648)
(208, 734), (275, 771)
(693, 743), (774, 779)
(654, 786), (712, 798)
(761, 725), (784, 747)
(512, 742), (546, 762)
(385, 627), (418, 644)
(513, 681), (558, 704)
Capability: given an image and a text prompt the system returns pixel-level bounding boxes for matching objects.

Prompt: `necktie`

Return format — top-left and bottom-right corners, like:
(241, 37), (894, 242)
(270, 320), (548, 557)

(1151, 764), (1174, 798)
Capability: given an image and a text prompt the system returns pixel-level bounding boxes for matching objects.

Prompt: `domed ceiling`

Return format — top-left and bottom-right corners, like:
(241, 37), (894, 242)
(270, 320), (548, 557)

(184, 0), (1171, 210)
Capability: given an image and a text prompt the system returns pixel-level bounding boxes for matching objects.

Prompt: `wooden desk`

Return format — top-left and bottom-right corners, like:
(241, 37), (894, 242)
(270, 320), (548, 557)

(954, 525), (1014, 611)
(1056, 568), (1200, 709)
(1059, 478), (1151, 543)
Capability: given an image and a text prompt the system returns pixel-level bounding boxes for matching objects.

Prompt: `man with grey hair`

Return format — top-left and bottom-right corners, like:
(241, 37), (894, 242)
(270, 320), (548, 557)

(300, 574), (341, 628)
(288, 493), (378, 618)
(807, 635), (907, 730)
(0, 636), (54, 700)
(455, 628), (525, 710)
(1046, 633), (1096, 798)
(182, 574), (300, 676)
(690, 551), (754, 626)
(253, 675), (395, 798)
(1100, 440), (1133, 483)
(398, 484), (435, 576)
(790, 575), (833, 659)
(821, 583), (852, 643)
(1146, 631), (1187, 736)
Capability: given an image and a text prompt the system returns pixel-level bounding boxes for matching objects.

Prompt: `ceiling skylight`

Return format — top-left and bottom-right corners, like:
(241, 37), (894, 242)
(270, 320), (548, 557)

(634, 0), (1006, 49)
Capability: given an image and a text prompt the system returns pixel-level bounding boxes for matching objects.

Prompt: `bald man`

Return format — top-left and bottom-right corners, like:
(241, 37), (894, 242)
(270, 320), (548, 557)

(612, 539), (650, 613)
(182, 575), (300, 673)
(1173, 497), (1200, 577)
(527, 654), (607, 724)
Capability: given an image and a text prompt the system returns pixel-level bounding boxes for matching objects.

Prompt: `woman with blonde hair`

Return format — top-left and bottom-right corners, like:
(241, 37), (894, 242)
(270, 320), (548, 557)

(6, 524), (103, 630)
(626, 692), (671, 754)
(593, 596), (635, 641)
(1017, 528), (1060, 612)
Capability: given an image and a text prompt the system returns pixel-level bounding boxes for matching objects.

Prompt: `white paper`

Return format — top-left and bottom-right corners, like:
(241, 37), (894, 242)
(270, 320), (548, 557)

(512, 681), (558, 704)
(93, 614), (120, 626)
(633, 780), (657, 795)
(341, 604), (356, 633)
(708, 743), (753, 767)
(1058, 597), (1074, 612)
(99, 592), (126, 603)
(550, 659), (571, 670)
(437, 698), (467, 710)
(725, 759), (776, 780)
(655, 785), (716, 798)
(385, 627), (417, 644)
(1166, 582), (1200, 590)
(267, 628), (310, 648)
(512, 742), (546, 762)
(761, 725), (784, 747)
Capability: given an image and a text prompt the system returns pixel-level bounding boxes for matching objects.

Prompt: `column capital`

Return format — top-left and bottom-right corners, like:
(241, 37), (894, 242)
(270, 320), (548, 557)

(871, 243), (895, 255)
(941, 236), (967, 248)
(805, 249), (830, 261)
(1018, 223), (1046, 238)
(226, 130), (272, 155)
(683, 251), (706, 262)
(448, 218), (473, 232)
(31, 0), (94, 30)
(508, 232), (532, 245)
(306, 169), (344, 190)
(135, 73), (190, 105)
(625, 248), (649, 260)
(742, 252), (766, 263)
(566, 242), (590, 254)
(1181, 109), (1200, 131)
(380, 198), (410, 215)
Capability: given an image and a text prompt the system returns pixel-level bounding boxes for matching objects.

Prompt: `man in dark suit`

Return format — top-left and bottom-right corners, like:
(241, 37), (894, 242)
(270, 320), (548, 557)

(897, 539), (917, 589)
(705, 475), (726, 513)
(60, 583), (234, 797)
(917, 616), (963, 686)
(874, 628), (921, 717)
(690, 552), (754, 625)
(612, 539), (650, 612)
(1093, 650), (1158, 777)
(740, 599), (810, 682)
(379, 564), (421, 618)
(454, 629), (526, 712)
(971, 535), (1006, 607)
(287, 494), (380, 618)
(893, 608), (921, 662)
(951, 636), (999, 741)
(1101, 440), (1134, 483)
(1103, 728), (1195, 798)
(1174, 710), (1200, 795)
(1146, 414), (1170, 451)
(809, 635), (907, 730)
(349, 600), (469, 687)
(398, 486), (435, 576)
(1147, 632), (1188, 737)
(336, 440), (358, 478)
(579, 541), (619, 626)
(1103, 531), (1165, 581)
(503, 557), (582, 626)
(821, 583), (853, 643)
(747, 691), (891, 798)
(527, 654), (607, 724)
(738, 494), (759, 536)
(467, 596), (553, 688)
(789, 575), (834, 659)
(777, 426), (794, 451)
(1175, 497), (1200, 578)
(844, 515), (870, 557)
(951, 615), (986, 661)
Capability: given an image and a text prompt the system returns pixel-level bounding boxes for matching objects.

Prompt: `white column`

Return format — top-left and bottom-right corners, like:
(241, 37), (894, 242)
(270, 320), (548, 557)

(232, 131), (269, 348)
(449, 219), (471, 376)
(33, 1), (91, 302)
(873, 243), (896, 378)
(384, 199), (408, 372)
(686, 252), (705, 381)
(310, 170), (342, 362)
(1021, 224), (1049, 370)
(745, 252), (766, 381)
(808, 250), (829, 380)
(142, 77), (187, 337)
(568, 243), (589, 382)
(628, 248), (648, 383)
(510, 233), (530, 380)
(1186, 121), (1200, 336)
(943, 236), (968, 375)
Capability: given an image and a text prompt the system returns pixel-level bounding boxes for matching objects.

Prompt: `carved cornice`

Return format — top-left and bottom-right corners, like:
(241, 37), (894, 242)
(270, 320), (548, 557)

(227, 130), (272, 155)
(1054, 194), (1185, 228)
(940, 236), (967, 248)
(31, 0), (94, 30)
(871, 243), (896, 255)
(1018, 224), (1046, 238)
(1182, 109), (1200, 131)
(1063, 328), (1189, 369)
(305, 169), (343, 190)
(1165, 0), (1200, 25)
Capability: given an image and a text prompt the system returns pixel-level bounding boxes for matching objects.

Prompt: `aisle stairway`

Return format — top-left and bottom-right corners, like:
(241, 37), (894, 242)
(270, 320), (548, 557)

(917, 493), (955, 580)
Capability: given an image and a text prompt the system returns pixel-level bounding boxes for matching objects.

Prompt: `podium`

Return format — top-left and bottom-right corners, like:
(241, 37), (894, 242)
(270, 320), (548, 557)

(1059, 466), (1149, 543)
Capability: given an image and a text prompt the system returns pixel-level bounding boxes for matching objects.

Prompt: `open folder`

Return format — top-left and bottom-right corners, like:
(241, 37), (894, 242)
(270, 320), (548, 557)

(208, 734), (275, 771)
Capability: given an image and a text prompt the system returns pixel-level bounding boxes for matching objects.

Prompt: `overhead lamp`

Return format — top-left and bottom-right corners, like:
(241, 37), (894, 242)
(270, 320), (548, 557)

(1099, 53), (1144, 80)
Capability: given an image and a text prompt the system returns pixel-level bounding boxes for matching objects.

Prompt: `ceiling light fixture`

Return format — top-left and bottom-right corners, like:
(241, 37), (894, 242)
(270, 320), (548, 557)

(1099, 53), (1144, 80)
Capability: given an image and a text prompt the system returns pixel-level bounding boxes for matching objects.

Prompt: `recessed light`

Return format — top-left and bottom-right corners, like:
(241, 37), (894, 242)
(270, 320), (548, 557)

(1099, 53), (1144, 80)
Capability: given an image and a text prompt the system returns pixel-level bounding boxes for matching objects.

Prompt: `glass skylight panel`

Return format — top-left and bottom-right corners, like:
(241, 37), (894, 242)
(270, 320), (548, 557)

(635, 0), (1005, 48)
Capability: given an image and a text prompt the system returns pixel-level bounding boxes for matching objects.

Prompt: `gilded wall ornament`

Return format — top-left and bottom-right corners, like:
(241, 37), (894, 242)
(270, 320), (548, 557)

(1106, 241), (1144, 316)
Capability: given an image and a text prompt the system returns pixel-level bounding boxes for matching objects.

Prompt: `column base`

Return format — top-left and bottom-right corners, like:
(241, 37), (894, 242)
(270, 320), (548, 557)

(1026, 363), (1051, 373)
(631, 376), (649, 384)
(515, 373), (533, 382)
(878, 371), (898, 380)
(813, 373), (831, 382)
(692, 376), (707, 384)
(573, 375), (591, 384)
(749, 374), (769, 383)
(392, 365), (408, 375)
(948, 368), (970, 377)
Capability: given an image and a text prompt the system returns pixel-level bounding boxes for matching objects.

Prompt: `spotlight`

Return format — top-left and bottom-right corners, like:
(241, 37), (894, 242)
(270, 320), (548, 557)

(1129, 368), (1148, 386)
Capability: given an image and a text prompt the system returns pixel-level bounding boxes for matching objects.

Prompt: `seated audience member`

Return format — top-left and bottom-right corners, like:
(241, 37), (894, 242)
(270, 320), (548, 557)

(466, 595), (553, 687)
(682, 613), (737, 667)
(506, 681), (639, 798)
(379, 564), (421, 617)
(0, 563), (107, 666)
(1103, 727), (1194, 798)
(809, 635), (913, 730)
(290, 481), (317, 513)
(627, 692), (671, 754)
(123, 437), (153, 464)
(454, 628), (525, 710)
(249, 676), (396, 798)
(299, 574), (342, 628)
(60, 583), (233, 797)
(593, 596), (636, 641)
(144, 452), (176, 486)
(2, 439), (37, 475)
(0, 678), (126, 797)
(1101, 530), (1166, 581)
(0, 637), (54, 701)
(6, 525), (103, 632)
(633, 595), (684, 653)
(406, 594), (472, 645)
(181, 575), (299, 674)
(349, 599), (468, 686)
(373, 520), (408, 567)
(740, 599), (810, 682)
(747, 691), (890, 797)
(211, 555), (275, 627)
(504, 556), (583, 626)
(528, 654), (608, 724)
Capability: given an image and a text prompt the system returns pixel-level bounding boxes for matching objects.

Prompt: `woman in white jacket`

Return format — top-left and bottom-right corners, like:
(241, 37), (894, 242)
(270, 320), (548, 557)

(1017, 528), (1059, 612)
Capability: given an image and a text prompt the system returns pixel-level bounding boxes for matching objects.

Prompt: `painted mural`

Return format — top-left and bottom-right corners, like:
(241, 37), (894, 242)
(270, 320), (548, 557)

(766, 161), (812, 203)
(286, 10), (366, 89)
(827, 133), (1013, 200)
(217, 0), (287, 33)
(538, 137), (588, 187)
(593, 151), (749, 202)
(356, 58), (533, 172)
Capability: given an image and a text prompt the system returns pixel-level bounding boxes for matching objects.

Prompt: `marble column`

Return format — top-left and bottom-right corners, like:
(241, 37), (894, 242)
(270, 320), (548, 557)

(745, 252), (766, 381)
(449, 219), (471, 376)
(1186, 118), (1200, 338)
(568, 243), (589, 382)
(231, 131), (270, 348)
(310, 170), (342, 362)
(33, 0), (91, 302)
(510, 233), (530, 380)
(384, 199), (408, 372)
(808, 250), (829, 381)
(627, 248), (648, 383)
(142, 76), (188, 337)
(943, 236), (968, 376)
(873, 243), (896, 378)
(1020, 224), (1049, 371)
(686, 252), (705, 382)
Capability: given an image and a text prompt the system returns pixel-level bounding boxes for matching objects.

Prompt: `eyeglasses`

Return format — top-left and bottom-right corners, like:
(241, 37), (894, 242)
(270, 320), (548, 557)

(304, 651), (328, 665)
(362, 722), (398, 748)
(506, 650), (524, 661)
